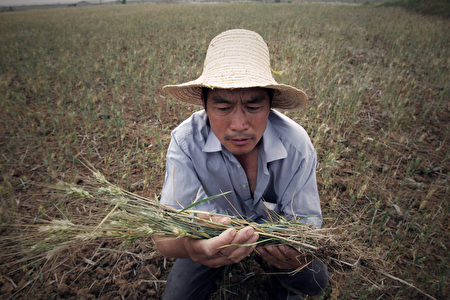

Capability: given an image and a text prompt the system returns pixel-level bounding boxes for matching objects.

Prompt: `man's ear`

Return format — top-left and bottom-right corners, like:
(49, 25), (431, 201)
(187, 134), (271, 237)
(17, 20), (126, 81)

(201, 96), (206, 110)
(201, 87), (208, 111)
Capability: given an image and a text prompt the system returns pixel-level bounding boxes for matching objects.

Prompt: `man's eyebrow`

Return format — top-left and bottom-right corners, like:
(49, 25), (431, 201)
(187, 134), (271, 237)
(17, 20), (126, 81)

(244, 96), (267, 104)
(210, 95), (267, 104)
(211, 96), (233, 104)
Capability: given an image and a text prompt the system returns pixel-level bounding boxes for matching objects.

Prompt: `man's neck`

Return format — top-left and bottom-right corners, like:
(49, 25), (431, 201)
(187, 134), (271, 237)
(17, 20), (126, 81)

(235, 146), (259, 194)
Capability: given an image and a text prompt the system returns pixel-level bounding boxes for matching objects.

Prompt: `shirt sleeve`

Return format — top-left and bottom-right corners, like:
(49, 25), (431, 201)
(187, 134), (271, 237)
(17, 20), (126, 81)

(160, 136), (206, 210)
(279, 149), (322, 229)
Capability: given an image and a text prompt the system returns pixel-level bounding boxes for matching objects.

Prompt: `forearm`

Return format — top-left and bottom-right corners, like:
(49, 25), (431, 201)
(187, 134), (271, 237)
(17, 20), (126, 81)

(154, 214), (233, 259)
(154, 235), (189, 258)
(154, 227), (258, 268)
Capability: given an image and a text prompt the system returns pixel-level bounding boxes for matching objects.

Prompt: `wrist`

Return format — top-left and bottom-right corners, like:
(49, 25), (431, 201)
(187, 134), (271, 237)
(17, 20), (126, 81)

(154, 235), (190, 258)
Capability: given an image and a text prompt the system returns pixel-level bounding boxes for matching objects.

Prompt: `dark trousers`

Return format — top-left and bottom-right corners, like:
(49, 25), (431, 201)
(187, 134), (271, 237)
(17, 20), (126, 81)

(162, 258), (328, 300)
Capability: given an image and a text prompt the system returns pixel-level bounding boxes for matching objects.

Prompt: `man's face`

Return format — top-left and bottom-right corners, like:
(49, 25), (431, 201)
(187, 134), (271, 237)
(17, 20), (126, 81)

(204, 87), (271, 156)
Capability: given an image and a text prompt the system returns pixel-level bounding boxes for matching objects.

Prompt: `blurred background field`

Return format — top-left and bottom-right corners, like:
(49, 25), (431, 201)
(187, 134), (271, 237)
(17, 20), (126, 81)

(0, 1), (448, 299)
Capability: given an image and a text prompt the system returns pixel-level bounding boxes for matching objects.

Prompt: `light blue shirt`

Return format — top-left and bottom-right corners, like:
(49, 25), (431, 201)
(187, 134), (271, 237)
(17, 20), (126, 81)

(160, 109), (322, 228)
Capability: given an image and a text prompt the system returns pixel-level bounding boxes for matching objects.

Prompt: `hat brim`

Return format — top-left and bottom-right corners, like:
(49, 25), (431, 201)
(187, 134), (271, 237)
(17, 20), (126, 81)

(163, 81), (308, 110)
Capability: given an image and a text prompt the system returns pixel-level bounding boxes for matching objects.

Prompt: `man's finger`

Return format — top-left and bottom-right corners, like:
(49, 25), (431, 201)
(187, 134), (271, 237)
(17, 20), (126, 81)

(257, 246), (280, 266)
(278, 244), (297, 256)
(196, 213), (231, 226)
(211, 215), (232, 225)
(201, 227), (237, 256)
(257, 244), (310, 269)
(202, 255), (233, 268)
(263, 245), (285, 260)
(221, 227), (258, 258)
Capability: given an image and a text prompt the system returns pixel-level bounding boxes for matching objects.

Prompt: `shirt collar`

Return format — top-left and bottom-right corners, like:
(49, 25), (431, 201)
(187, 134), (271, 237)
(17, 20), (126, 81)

(203, 127), (222, 152)
(262, 119), (287, 163)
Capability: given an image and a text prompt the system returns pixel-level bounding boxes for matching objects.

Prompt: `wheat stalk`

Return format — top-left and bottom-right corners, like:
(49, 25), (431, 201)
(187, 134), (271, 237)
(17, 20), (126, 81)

(0, 162), (436, 299)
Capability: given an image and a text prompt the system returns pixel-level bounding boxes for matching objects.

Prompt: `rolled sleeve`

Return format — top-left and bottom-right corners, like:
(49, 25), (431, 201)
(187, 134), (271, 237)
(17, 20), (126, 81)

(160, 137), (204, 210)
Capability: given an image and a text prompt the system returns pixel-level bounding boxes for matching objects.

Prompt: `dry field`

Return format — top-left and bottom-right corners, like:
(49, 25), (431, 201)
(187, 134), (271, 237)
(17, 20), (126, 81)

(0, 2), (448, 299)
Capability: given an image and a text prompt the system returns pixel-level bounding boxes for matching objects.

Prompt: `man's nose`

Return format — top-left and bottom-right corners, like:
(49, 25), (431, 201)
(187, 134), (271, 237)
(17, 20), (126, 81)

(229, 109), (249, 131)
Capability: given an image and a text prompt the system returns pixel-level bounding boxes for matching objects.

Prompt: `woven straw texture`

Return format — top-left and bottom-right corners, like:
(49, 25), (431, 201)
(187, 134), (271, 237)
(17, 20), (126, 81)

(163, 29), (307, 110)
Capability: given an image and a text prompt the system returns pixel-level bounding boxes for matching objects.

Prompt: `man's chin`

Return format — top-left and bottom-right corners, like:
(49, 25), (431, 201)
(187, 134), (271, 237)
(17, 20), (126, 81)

(225, 145), (255, 157)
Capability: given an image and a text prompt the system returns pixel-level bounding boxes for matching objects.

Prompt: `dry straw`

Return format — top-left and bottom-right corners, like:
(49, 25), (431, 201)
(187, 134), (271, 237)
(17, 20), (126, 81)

(0, 161), (436, 299)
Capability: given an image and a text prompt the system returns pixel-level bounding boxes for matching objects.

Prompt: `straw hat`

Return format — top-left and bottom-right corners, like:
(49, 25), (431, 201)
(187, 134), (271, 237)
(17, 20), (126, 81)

(163, 29), (307, 110)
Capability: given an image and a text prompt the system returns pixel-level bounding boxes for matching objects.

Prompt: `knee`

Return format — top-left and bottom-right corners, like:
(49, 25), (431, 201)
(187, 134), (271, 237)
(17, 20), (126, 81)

(309, 271), (328, 295)
(305, 260), (329, 295)
(275, 259), (329, 296)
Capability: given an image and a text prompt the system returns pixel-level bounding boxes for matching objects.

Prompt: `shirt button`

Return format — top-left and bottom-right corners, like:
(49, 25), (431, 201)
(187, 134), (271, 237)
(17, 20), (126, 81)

(242, 184), (246, 188)
(237, 165), (241, 168)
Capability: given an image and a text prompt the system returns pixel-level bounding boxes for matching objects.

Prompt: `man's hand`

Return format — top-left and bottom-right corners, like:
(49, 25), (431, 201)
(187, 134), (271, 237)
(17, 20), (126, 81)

(184, 214), (259, 268)
(257, 244), (310, 270)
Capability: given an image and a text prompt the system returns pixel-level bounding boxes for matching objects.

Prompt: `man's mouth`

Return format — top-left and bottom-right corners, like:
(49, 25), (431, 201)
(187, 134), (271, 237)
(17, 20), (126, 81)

(226, 136), (254, 146)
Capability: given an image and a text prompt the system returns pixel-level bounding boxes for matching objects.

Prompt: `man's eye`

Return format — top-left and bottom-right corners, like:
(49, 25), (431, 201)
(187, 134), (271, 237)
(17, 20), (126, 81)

(217, 106), (230, 111)
(247, 106), (261, 111)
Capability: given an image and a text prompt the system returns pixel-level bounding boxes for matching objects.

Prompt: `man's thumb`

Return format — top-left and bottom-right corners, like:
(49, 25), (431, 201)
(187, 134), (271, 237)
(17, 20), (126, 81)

(208, 228), (236, 254)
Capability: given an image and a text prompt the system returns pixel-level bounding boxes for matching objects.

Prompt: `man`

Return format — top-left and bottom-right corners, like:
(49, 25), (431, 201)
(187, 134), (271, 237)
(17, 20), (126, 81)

(156, 29), (328, 299)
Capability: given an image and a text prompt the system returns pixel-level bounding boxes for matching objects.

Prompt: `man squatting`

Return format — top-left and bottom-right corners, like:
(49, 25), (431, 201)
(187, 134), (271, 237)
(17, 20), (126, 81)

(154, 29), (329, 300)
